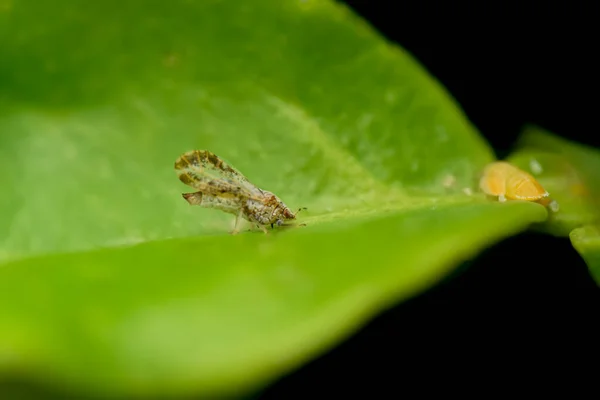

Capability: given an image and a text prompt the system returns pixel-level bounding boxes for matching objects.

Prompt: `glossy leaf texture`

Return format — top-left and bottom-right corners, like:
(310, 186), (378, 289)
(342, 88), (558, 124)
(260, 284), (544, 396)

(508, 126), (600, 283)
(0, 0), (548, 397)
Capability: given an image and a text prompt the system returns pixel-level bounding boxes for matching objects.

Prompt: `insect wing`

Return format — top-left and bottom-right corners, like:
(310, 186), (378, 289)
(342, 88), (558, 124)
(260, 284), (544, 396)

(175, 150), (261, 198)
(182, 190), (245, 215)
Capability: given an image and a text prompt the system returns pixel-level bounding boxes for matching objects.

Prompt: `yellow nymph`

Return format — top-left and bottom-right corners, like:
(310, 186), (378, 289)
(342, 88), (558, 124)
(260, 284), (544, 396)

(479, 161), (549, 203)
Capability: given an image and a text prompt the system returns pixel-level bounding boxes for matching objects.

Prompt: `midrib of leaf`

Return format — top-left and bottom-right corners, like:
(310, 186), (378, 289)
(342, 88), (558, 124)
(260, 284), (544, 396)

(0, 194), (483, 267)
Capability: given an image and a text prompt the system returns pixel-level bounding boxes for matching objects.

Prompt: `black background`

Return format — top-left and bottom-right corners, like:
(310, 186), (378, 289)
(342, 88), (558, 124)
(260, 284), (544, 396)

(261, 1), (599, 396)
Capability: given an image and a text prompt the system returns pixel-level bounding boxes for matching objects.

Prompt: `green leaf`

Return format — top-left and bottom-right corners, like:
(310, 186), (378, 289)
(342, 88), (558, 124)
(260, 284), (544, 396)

(508, 126), (600, 282)
(570, 225), (600, 285)
(516, 126), (600, 204)
(506, 150), (597, 236)
(0, 0), (546, 397)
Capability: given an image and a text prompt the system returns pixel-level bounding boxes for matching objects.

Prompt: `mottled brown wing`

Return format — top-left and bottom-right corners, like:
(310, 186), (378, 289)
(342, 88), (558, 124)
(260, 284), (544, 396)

(174, 150), (261, 198)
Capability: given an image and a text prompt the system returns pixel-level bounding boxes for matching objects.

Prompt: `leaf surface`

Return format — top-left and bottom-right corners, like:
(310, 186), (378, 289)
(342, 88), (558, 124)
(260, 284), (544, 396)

(0, 0), (547, 397)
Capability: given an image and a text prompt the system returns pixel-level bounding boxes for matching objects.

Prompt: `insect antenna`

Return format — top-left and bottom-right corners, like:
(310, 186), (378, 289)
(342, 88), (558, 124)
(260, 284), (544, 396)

(294, 207), (308, 217)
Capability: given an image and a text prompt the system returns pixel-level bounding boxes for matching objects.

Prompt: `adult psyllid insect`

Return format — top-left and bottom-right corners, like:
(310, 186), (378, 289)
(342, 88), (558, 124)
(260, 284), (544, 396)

(479, 161), (558, 211)
(175, 150), (306, 234)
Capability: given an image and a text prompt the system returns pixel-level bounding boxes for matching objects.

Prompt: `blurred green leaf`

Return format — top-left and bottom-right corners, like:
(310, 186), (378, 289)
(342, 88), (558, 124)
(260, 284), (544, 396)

(571, 225), (600, 285)
(0, 0), (548, 397)
(509, 126), (600, 282)
(506, 150), (597, 236)
(515, 125), (600, 206)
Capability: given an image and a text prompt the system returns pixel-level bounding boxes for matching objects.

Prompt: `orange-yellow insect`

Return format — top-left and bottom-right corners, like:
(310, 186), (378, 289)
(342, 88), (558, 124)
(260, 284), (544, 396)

(479, 161), (549, 203)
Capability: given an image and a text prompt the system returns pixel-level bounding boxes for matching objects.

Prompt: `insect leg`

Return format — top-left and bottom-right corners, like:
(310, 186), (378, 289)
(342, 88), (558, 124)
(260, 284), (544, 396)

(260, 225), (269, 234)
(498, 194), (507, 202)
(278, 222), (307, 229)
(231, 210), (244, 235)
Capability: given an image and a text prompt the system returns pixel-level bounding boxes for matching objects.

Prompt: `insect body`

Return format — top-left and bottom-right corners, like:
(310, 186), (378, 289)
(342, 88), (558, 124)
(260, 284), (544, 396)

(175, 150), (304, 234)
(479, 161), (549, 203)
